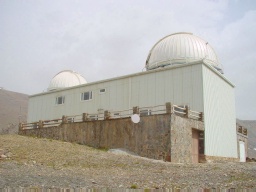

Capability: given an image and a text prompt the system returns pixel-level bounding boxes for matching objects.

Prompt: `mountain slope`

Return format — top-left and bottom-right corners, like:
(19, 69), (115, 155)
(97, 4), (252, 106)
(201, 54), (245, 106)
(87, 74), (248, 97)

(0, 88), (28, 134)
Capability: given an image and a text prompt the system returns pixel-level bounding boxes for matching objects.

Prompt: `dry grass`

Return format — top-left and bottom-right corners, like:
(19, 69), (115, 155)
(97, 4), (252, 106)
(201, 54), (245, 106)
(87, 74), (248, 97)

(0, 134), (151, 170)
(1, 134), (256, 189)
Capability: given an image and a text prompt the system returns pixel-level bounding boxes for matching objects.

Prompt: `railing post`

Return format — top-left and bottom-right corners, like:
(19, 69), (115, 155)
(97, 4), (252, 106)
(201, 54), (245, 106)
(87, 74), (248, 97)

(243, 128), (247, 136)
(238, 126), (242, 133)
(185, 105), (190, 118)
(19, 123), (23, 131)
(82, 113), (88, 122)
(38, 120), (43, 128)
(133, 106), (139, 114)
(104, 110), (110, 120)
(199, 112), (204, 121)
(166, 102), (172, 114)
(62, 115), (67, 123)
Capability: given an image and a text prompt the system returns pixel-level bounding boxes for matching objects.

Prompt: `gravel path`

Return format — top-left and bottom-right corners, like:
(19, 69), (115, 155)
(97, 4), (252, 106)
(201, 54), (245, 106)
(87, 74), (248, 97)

(0, 135), (256, 190)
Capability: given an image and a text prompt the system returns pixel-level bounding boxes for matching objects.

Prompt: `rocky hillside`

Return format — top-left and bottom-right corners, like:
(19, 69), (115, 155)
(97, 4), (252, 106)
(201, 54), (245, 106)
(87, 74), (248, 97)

(237, 119), (256, 158)
(0, 135), (256, 189)
(0, 88), (28, 134)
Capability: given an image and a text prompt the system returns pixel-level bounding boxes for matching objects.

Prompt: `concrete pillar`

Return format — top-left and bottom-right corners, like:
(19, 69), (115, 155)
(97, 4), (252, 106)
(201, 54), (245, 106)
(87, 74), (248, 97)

(133, 106), (139, 114)
(62, 115), (67, 123)
(38, 120), (43, 128)
(18, 123), (23, 131)
(238, 126), (242, 133)
(185, 106), (190, 118)
(82, 113), (89, 122)
(166, 102), (172, 114)
(104, 110), (111, 120)
(199, 112), (204, 121)
(243, 128), (247, 136)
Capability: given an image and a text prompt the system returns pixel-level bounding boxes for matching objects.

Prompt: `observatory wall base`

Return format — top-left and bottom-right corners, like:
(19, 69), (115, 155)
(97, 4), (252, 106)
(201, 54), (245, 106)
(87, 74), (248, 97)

(199, 155), (239, 163)
(19, 114), (204, 163)
(170, 115), (204, 163)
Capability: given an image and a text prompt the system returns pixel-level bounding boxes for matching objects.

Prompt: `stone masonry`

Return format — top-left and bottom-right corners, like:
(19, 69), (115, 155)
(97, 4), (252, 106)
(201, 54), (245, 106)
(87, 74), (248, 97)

(170, 115), (204, 163)
(19, 114), (204, 163)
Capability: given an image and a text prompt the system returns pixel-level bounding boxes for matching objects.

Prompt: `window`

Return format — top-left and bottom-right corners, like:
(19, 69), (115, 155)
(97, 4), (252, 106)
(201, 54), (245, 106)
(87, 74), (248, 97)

(99, 88), (106, 94)
(81, 91), (93, 101)
(55, 96), (65, 105)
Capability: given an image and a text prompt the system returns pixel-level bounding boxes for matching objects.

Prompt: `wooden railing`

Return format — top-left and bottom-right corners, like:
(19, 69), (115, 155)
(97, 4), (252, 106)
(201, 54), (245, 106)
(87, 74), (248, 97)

(20, 118), (62, 130)
(237, 125), (247, 136)
(20, 102), (203, 130)
(172, 105), (203, 120)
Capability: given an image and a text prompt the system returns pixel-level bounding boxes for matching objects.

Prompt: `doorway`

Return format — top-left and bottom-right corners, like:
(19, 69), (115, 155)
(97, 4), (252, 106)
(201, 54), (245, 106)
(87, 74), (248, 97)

(192, 129), (204, 163)
(239, 141), (246, 162)
(192, 129), (199, 163)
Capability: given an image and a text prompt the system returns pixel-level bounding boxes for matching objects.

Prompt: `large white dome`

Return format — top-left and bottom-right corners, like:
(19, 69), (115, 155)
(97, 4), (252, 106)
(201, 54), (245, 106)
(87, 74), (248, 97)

(48, 70), (87, 91)
(145, 32), (222, 72)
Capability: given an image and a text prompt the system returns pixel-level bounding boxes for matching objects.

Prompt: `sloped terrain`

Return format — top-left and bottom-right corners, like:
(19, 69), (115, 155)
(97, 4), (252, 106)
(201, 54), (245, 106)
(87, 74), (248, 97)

(0, 89), (28, 134)
(237, 119), (256, 158)
(0, 135), (256, 189)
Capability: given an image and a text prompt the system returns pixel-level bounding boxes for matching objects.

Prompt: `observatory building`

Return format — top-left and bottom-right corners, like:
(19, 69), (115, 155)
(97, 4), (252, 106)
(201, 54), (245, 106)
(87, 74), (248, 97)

(26, 32), (238, 162)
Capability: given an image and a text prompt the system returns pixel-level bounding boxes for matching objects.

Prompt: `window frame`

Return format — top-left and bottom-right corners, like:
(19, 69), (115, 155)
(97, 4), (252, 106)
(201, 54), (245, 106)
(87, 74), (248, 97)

(81, 91), (93, 101)
(99, 88), (106, 94)
(55, 96), (65, 105)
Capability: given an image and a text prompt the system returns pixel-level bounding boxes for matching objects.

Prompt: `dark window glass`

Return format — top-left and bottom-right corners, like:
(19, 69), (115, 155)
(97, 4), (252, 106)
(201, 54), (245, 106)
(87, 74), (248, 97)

(81, 91), (92, 101)
(100, 89), (106, 93)
(56, 96), (65, 104)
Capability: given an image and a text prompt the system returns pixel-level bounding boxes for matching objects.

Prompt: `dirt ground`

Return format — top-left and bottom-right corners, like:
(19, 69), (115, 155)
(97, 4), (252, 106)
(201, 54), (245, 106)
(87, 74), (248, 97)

(0, 134), (256, 190)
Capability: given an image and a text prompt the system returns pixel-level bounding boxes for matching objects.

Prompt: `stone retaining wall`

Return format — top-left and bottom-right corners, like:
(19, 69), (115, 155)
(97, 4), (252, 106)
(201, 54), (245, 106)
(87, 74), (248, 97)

(170, 115), (204, 163)
(19, 114), (204, 163)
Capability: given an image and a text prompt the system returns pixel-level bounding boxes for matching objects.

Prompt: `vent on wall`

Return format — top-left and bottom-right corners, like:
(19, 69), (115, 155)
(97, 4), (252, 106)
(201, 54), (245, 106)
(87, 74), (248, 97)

(99, 88), (106, 93)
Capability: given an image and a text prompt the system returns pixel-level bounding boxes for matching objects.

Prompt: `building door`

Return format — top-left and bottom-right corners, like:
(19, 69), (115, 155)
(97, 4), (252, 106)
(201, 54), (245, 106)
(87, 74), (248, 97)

(192, 129), (199, 163)
(239, 141), (246, 162)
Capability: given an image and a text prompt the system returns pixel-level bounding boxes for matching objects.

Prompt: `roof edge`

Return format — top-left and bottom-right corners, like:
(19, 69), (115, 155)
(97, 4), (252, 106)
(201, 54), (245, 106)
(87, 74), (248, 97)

(29, 61), (234, 98)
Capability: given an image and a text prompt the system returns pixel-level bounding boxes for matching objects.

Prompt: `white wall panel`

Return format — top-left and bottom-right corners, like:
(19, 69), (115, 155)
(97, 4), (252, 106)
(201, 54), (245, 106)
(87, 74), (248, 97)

(191, 65), (204, 111)
(163, 70), (174, 103)
(28, 63), (203, 123)
(202, 65), (237, 158)
(155, 72), (165, 105)
(146, 73), (157, 106)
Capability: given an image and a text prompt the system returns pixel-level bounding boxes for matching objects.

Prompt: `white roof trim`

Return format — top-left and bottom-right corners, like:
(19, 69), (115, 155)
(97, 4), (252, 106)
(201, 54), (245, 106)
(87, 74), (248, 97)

(30, 61), (234, 98)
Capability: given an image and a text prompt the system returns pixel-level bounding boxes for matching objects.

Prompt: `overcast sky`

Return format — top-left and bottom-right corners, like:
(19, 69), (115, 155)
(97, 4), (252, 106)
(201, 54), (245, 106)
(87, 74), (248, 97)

(0, 0), (255, 120)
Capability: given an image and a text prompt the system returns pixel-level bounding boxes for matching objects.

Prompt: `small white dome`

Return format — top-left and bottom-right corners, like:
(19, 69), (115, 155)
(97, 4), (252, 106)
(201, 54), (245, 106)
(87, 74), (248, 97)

(146, 32), (222, 72)
(48, 70), (87, 91)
